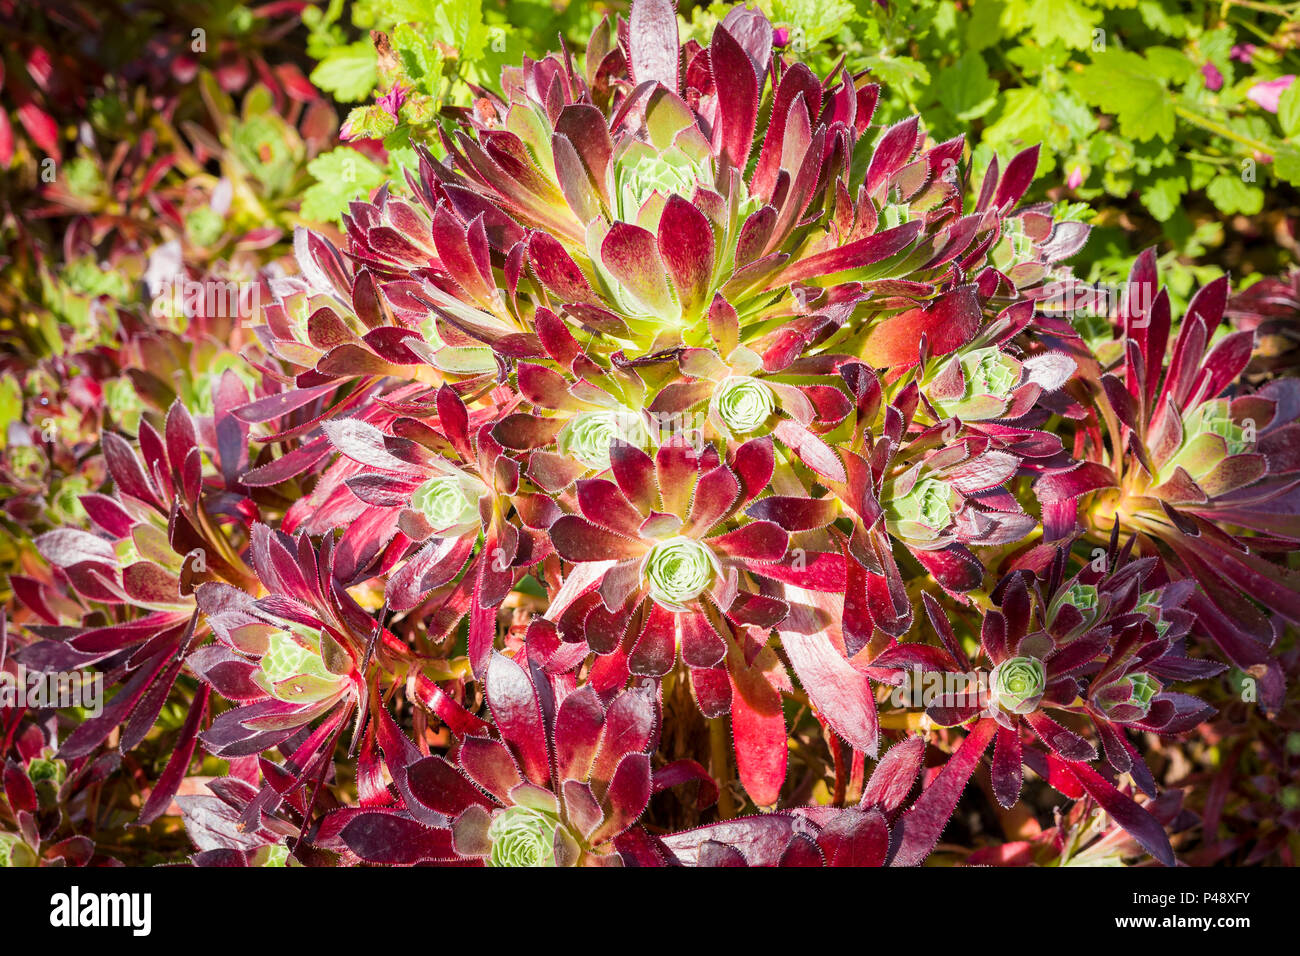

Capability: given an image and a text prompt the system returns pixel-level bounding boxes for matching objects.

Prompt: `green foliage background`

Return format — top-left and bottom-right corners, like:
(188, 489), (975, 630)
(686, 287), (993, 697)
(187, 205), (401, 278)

(304, 0), (1300, 307)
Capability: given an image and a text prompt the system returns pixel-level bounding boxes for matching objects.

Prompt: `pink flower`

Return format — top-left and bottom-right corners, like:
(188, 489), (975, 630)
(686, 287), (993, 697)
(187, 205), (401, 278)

(1067, 166), (1084, 190)
(376, 82), (409, 119)
(1231, 43), (1257, 64)
(1202, 61), (1224, 92)
(1247, 75), (1296, 113)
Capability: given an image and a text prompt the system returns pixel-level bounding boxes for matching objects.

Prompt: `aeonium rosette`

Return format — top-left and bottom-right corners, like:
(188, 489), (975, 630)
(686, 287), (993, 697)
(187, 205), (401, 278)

(333, 651), (715, 866)
(814, 299), (1077, 620)
(1036, 544), (1196, 647)
(545, 437), (793, 682)
(753, 361), (1043, 709)
(1148, 397), (1259, 496)
(713, 376), (777, 435)
(554, 408), (651, 472)
(987, 656), (1047, 715)
(611, 133), (731, 229)
(486, 325), (667, 490)
(0, 695), (118, 868)
(1091, 671), (1163, 724)
(885, 541), (1219, 868)
(315, 409), (493, 585)
(873, 415), (1036, 591)
(499, 359), (656, 484)
(923, 346), (1023, 421)
(1031, 542), (1218, 749)
(189, 525), (404, 776)
(16, 393), (259, 819)
(282, 385), (555, 677)
(1063, 560), (1221, 792)
(917, 306), (1077, 423)
(1037, 253), (1300, 711)
(666, 339), (854, 452)
(332, 0), (1087, 385)
(539, 435), (848, 805)
(255, 230), (456, 386)
(407, 469), (484, 536)
(918, 573), (1099, 752)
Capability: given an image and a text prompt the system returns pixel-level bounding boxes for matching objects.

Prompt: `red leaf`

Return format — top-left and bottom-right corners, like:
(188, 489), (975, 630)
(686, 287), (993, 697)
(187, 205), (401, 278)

(865, 116), (920, 196)
(592, 752), (652, 844)
(709, 520), (788, 561)
(17, 102), (59, 156)
(485, 653), (551, 787)
(892, 717), (996, 865)
(456, 736), (524, 802)
(1069, 761), (1176, 866)
(658, 195), (715, 316)
(629, 0), (680, 92)
(745, 495), (838, 530)
(529, 231), (595, 303)
(727, 643), (787, 806)
(339, 812), (456, 864)
(994, 145), (1040, 210)
(551, 515), (648, 562)
(820, 808), (890, 866)
(991, 723), (1023, 809)
(781, 627), (878, 756)
(553, 687), (606, 783)
(859, 284), (982, 368)
(710, 24), (759, 171)
(601, 222), (672, 315)
(862, 736), (926, 813)
(774, 220), (920, 285)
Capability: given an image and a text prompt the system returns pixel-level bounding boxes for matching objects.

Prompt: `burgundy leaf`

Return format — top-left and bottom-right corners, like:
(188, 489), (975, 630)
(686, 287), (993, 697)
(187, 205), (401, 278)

(893, 717), (996, 865)
(485, 653), (551, 787)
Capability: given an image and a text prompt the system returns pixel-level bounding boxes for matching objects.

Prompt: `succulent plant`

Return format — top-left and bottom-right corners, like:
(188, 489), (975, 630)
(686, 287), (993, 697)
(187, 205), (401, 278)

(6, 0), (1299, 875)
(989, 656), (1047, 716)
(1039, 252), (1300, 713)
(333, 652), (683, 866)
(1226, 268), (1300, 380)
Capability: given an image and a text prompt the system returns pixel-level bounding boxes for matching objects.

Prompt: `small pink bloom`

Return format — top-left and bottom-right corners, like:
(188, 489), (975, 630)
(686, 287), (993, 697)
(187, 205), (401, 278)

(1202, 62), (1223, 92)
(66, 375), (103, 412)
(772, 26), (790, 47)
(1231, 43), (1256, 64)
(377, 82), (409, 119)
(1067, 166), (1084, 190)
(1247, 75), (1296, 113)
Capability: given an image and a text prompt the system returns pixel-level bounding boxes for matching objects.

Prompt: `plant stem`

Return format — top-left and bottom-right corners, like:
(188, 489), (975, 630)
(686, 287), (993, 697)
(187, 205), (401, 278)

(878, 710), (930, 731)
(1183, 151), (1235, 166)
(709, 716), (737, 819)
(1173, 104), (1275, 156)
(1220, 0), (1300, 15)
